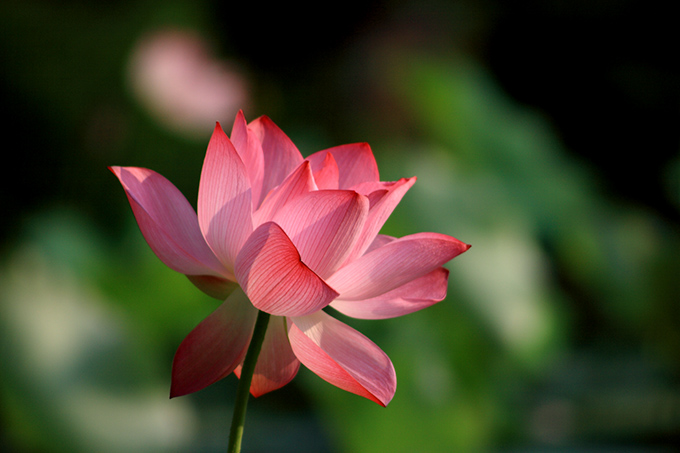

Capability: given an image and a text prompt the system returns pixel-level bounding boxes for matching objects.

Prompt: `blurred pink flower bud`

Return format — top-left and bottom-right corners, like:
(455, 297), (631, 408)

(127, 29), (250, 137)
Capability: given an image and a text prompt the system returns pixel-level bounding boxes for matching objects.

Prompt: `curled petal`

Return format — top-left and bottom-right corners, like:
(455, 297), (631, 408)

(198, 123), (253, 272)
(109, 166), (228, 277)
(273, 190), (369, 279)
(170, 288), (257, 397)
(230, 110), (265, 208)
(234, 316), (300, 397)
(248, 115), (304, 207)
(327, 232), (470, 301)
(235, 222), (339, 316)
(288, 311), (396, 406)
(309, 143), (379, 189)
(331, 267), (449, 319)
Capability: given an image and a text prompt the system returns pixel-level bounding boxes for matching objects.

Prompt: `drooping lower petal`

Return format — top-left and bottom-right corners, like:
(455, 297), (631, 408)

(109, 166), (228, 277)
(288, 311), (396, 406)
(170, 288), (257, 398)
(235, 222), (339, 317)
(234, 315), (300, 397)
(326, 232), (470, 301)
(198, 122), (253, 273)
(331, 267), (449, 319)
(272, 190), (369, 279)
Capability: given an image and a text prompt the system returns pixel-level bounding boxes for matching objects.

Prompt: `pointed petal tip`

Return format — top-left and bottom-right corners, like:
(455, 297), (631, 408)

(288, 312), (396, 406)
(168, 386), (182, 399)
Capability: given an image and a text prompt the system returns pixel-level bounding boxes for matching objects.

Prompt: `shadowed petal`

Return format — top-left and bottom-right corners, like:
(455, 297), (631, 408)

(198, 123), (253, 272)
(248, 116), (304, 207)
(170, 288), (257, 398)
(288, 311), (396, 406)
(109, 166), (228, 277)
(230, 110), (265, 209)
(327, 232), (470, 301)
(234, 315), (300, 397)
(331, 267), (449, 319)
(273, 190), (369, 279)
(186, 275), (238, 300)
(235, 222), (339, 316)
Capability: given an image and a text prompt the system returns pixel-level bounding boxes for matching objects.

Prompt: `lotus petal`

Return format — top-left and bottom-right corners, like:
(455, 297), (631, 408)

(198, 123), (253, 273)
(248, 116), (304, 207)
(110, 166), (228, 277)
(327, 232), (470, 301)
(234, 315), (300, 397)
(288, 311), (396, 406)
(235, 222), (339, 316)
(331, 267), (449, 319)
(170, 288), (257, 397)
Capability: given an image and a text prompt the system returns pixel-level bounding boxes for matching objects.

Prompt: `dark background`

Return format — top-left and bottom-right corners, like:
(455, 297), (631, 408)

(2, 0), (678, 451)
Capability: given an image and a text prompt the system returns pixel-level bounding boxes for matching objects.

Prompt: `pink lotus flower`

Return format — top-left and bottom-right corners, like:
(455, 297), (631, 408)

(110, 111), (469, 406)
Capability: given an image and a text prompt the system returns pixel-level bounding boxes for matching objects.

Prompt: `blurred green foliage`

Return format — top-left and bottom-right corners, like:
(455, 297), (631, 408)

(1, 0), (678, 452)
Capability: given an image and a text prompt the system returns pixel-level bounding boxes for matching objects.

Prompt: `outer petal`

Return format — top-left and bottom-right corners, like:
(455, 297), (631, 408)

(235, 222), (339, 316)
(273, 190), (369, 279)
(234, 315), (300, 397)
(109, 166), (228, 277)
(248, 115), (304, 207)
(331, 267), (449, 319)
(252, 160), (317, 228)
(308, 143), (379, 189)
(170, 288), (257, 397)
(230, 110), (265, 209)
(326, 232), (470, 301)
(198, 123), (253, 272)
(288, 311), (396, 406)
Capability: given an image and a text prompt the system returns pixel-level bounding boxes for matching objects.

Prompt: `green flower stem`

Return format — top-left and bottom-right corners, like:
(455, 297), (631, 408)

(228, 310), (271, 453)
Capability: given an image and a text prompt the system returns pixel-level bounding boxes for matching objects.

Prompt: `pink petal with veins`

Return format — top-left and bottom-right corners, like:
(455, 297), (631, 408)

(170, 288), (257, 397)
(252, 161), (317, 227)
(288, 311), (396, 406)
(109, 166), (228, 277)
(272, 190), (369, 279)
(234, 315), (300, 397)
(198, 123), (253, 272)
(305, 151), (340, 190)
(309, 143), (379, 189)
(230, 110), (265, 208)
(235, 222), (338, 316)
(248, 116), (304, 207)
(343, 177), (417, 264)
(331, 267), (449, 319)
(327, 232), (470, 301)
